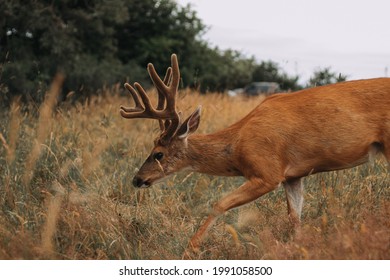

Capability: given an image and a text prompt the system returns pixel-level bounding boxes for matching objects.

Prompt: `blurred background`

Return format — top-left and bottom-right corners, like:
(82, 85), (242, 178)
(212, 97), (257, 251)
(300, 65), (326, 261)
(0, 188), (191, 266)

(4, 0), (389, 105)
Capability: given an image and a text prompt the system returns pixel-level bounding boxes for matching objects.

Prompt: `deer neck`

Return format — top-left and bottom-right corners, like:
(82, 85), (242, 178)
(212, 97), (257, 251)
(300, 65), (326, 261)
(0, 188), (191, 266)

(186, 131), (241, 176)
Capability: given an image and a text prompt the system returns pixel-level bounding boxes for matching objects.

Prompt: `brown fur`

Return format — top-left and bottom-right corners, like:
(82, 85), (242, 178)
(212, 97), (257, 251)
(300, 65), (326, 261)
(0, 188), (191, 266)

(126, 66), (390, 256)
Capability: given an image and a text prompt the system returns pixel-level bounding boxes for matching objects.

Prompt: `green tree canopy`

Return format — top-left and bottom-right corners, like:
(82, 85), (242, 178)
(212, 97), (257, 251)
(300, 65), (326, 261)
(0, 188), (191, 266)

(0, 0), (327, 105)
(1, 0), (129, 100)
(307, 67), (347, 87)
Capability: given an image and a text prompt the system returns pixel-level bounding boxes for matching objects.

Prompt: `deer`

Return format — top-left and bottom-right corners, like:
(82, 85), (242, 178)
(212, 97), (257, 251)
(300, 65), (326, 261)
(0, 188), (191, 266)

(120, 54), (390, 255)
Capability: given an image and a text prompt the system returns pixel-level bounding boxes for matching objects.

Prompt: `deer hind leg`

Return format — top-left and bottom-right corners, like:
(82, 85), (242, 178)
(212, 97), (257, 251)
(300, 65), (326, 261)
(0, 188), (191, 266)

(283, 178), (304, 226)
(185, 178), (278, 257)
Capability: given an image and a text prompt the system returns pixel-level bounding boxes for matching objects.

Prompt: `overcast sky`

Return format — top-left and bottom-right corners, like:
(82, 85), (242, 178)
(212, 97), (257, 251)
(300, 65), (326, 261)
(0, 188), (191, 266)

(176, 0), (390, 83)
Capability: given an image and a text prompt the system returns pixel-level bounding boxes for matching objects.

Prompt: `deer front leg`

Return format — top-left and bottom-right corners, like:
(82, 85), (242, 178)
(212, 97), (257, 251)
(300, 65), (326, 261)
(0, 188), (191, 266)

(283, 178), (304, 226)
(185, 178), (278, 257)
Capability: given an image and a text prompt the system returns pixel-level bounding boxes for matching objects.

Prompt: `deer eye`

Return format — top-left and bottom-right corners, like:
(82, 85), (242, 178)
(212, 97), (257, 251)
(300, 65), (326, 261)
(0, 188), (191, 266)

(153, 152), (164, 161)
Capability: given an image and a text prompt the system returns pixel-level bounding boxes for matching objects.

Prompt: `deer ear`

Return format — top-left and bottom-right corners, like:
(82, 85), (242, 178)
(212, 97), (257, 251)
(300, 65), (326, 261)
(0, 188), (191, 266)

(177, 106), (202, 139)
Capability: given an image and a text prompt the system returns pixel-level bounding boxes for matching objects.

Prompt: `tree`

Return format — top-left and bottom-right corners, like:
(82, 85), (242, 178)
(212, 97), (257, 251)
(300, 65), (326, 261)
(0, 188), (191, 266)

(307, 67), (347, 87)
(0, 0), (130, 102)
(183, 48), (256, 92)
(115, 0), (208, 88)
(0, 0), (211, 102)
(1, 0), (308, 104)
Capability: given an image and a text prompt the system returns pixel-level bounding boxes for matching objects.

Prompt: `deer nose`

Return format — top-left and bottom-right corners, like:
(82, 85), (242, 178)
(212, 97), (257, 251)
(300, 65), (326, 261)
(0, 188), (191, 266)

(132, 176), (144, 188)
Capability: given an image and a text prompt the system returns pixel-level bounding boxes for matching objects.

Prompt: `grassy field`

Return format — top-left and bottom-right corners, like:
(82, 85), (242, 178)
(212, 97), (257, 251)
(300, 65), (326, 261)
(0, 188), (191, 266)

(0, 80), (389, 260)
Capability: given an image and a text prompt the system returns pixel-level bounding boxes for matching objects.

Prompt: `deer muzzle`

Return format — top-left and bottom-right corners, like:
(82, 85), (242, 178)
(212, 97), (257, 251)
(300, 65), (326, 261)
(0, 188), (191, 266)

(132, 176), (151, 188)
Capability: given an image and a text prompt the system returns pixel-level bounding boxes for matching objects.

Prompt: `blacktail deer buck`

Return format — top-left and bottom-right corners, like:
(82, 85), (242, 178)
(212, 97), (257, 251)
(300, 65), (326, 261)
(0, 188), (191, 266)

(120, 54), (390, 254)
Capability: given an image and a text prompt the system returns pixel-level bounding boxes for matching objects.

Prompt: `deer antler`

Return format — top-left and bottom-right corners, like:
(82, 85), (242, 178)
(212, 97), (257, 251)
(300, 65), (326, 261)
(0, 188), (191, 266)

(120, 54), (181, 145)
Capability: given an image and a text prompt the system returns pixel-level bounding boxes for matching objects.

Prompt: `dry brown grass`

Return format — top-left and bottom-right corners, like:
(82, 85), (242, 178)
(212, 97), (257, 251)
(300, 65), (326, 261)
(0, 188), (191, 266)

(0, 87), (389, 259)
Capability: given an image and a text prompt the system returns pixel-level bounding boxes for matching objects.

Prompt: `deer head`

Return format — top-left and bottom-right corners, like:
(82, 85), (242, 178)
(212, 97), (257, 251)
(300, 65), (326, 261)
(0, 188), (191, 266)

(120, 54), (202, 188)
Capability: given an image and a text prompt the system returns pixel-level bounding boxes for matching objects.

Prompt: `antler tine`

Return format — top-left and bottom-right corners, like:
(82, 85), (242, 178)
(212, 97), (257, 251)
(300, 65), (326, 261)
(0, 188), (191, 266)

(147, 54), (181, 144)
(120, 84), (150, 119)
(120, 82), (170, 119)
(169, 53), (180, 94)
(157, 66), (172, 110)
(120, 83), (150, 119)
(120, 54), (181, 145)
(120, 83), (143, 113)
(147, 54), (180, 112)
(157, 67), (172, 130)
